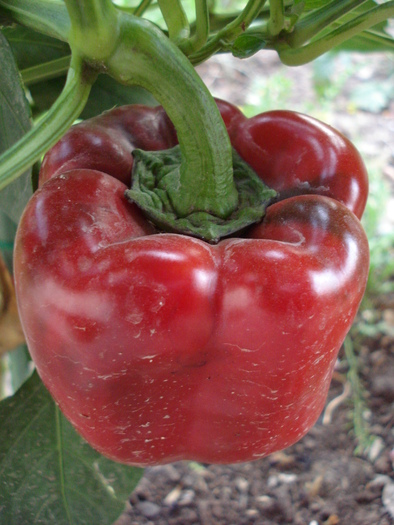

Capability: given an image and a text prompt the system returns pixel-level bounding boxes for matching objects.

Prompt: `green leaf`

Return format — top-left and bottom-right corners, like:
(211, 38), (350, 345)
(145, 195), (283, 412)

(301, 0), (334, 10)
(81, 75), (157, 119)
(0, 371), (144, 525)
(332, 0), (389, 33)
(231, 33), (266, 59)
(286, 1), (306, 28)
(0, 212), (16, 269)
(335, 30), (394, 52)
(0, 0), (70, 42)
(0, 31), (32, 386)
(313, 0), (393, 46)
(27, 77), (66, 116)
(2, 25), (70, 70)
(297, 1), (394, 57)
(0, 30), (32, 227)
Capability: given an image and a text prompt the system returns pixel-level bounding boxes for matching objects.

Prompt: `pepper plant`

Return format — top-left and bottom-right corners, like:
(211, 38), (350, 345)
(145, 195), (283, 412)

(0, 1), (393, 524)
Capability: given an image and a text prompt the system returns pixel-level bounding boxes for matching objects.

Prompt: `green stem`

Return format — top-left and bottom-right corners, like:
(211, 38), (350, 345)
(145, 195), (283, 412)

(268, 0), (285, 36)
(208, 0), (292, 33)
(278, 1), (394, 66)
(190, 0), (267, 65)
(158, 0), (190, 43)
(64, 0), (119, 62)
(133, 0), (153, 17)
(361, 29), (394, 50)
(0, 57), (95, 191)
(108, 14), (238, 219)
(287, 0), (370, 48)
(0, 0), (70, 41)
(181, 0), (210, 55)
(192, 0), (210, 51)
(218, 0), (266, 41)
(21, 55), (71, 86)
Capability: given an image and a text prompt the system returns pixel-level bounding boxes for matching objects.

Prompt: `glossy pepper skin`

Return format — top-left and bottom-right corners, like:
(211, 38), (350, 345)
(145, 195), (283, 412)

(14, 101), (369, 466)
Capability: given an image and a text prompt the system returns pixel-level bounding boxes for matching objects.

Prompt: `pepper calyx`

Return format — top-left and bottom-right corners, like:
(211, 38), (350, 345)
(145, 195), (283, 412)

(126, 146), (277, 243)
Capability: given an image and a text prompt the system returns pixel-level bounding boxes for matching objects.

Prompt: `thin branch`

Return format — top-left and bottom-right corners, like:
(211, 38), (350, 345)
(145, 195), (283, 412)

(21, 56), (71, 86)
(288, 0), (370, 48)
(268, 0), (285, 36)
(190, 0), (267, 64)
(278, 1), (394, 66)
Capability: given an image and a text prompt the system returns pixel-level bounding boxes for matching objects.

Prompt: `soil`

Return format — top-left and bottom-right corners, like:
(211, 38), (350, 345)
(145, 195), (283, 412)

(114, 51), (394, 525)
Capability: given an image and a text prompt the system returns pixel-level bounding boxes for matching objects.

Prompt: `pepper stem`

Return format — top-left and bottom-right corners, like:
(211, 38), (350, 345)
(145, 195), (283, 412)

(63, 0), (239, 219)
(107, 13), (239, 220)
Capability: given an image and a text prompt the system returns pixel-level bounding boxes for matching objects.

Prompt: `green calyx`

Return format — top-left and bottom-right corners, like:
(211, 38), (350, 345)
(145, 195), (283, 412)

(126, 146), (277, 243)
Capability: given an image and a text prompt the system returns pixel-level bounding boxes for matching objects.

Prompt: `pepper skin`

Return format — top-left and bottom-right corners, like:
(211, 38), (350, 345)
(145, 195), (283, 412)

(14, 102), (369, 465)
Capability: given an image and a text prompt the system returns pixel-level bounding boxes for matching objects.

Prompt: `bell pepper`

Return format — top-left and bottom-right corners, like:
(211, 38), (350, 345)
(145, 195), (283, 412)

(14, 101), (369, 465)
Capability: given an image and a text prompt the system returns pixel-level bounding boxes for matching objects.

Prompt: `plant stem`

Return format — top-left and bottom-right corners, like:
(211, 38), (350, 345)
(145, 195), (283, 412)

(361, 29), (394, 50)
(64, 0), (119, 62)
(21, 55), (71, 86)
(268, 0), (285, 36)
(287, 0), (370, 48)
(181, 0), (210, 55)
(133, 0), (153, 17)
(0, 57), (95, 191)
(158, 0), (190, 43)
(108, 14), (238, 219)
(191, 0), (210, 51)
(68, 0), (240, 221)
(278, 1), (394, 66)
(190, 0), (267, 65)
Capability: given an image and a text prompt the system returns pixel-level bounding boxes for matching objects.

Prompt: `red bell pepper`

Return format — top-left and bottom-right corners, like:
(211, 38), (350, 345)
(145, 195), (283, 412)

(14, 101), (369, 465)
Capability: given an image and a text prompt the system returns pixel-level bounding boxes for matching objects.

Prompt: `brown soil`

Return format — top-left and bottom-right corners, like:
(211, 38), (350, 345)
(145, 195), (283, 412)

(115, 51), (394, 525)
